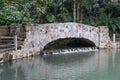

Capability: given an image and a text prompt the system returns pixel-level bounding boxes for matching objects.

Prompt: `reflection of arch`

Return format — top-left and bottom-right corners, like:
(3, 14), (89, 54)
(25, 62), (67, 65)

(43, 38), (96, 50)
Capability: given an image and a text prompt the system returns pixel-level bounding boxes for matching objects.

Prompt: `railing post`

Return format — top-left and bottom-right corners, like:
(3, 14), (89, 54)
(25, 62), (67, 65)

(113, 33), (116, 43)
(14, 34), (17, 51)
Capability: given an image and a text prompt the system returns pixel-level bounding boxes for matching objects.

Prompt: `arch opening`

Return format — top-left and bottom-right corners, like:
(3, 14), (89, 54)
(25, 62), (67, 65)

(43, 38), (96, 50)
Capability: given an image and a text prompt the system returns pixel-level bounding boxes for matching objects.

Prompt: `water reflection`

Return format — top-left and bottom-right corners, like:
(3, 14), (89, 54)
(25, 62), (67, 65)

(0, 49), (120, 80)
(0, 60), (26, 80)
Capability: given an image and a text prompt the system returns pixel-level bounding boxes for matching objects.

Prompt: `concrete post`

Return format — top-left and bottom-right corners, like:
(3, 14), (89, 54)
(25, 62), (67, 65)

(113, 34), (116, 43)
(14, 34), (17, 51)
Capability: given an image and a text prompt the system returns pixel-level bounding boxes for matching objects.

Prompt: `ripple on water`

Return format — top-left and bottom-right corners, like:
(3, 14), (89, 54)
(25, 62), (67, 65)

(0, 49), (120, 80)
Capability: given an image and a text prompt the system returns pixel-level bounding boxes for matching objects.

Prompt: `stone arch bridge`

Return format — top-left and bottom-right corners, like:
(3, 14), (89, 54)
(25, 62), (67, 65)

(20, 23), (112, 55)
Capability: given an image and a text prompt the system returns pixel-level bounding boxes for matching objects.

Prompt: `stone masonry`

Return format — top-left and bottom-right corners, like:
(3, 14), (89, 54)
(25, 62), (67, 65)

(0, 23), (113, 63)
(23, 23), (112, 50)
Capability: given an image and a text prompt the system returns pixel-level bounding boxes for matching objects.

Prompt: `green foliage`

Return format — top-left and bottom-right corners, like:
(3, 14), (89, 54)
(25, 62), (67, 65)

(46, 13), (56, 22)
(0, 3), (32, 25)
(0, 0), (72, 25)
(82, 0), (120, 33)
(108, 17), (120, 33)
(44, 0), (72, 23)
(0, 0), (119, 33)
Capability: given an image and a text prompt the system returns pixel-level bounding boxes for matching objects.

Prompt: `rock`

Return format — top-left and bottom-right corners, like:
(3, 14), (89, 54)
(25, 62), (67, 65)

(23, 53), (29, 58)
(0, 58), (3, 63)
(3, 53), (9, 62)
(8, 54), (13, 61)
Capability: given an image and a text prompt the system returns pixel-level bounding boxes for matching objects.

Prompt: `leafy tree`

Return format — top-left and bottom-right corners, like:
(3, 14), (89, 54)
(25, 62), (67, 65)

(0, 0), (119, 33)
(0, 3), (32, 25)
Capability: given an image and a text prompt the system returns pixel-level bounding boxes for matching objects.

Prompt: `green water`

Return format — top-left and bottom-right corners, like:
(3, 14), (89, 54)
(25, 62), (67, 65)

(0, 49), (120, 80)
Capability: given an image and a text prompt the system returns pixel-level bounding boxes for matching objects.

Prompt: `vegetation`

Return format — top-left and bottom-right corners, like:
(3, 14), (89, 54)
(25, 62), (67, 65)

(0, 0), (120, 33)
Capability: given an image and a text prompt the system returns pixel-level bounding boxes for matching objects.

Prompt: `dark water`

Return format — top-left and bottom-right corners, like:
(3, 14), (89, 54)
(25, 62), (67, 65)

(0, 49), (120, 80)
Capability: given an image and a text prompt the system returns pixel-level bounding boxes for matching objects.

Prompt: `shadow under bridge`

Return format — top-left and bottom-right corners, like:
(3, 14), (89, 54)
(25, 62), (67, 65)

(43, 38), (96, 50)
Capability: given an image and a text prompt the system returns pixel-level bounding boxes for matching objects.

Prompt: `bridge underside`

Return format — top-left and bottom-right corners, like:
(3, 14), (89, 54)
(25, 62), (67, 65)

(43, 38), (96, 50)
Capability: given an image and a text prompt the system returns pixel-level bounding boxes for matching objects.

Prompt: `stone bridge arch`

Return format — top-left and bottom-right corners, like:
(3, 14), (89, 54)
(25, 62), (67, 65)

(21, 23), (112, 54)
(43, 37), (96, 50)
(39, 34), (98, 50)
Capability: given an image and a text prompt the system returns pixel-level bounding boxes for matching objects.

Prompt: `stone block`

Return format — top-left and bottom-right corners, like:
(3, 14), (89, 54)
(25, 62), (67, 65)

(8, 54), (13, 61)
(23, 53), (29, 58)
(0, 59), (3, 63)
(3, 53), (9, 62)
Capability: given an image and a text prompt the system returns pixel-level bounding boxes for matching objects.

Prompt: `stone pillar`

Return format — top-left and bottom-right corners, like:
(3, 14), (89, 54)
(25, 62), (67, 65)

(97, 26), (111, 48)
(112, 34), (117, 48)
(14, 34), (17, 51)
(113, 34), (116, 43)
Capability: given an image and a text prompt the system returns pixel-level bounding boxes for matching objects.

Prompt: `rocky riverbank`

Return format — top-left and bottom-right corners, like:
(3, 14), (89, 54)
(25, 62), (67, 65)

(0, 48), (40, 64)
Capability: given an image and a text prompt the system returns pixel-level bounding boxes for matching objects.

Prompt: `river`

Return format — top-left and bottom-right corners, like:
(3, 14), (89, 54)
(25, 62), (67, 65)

(0, 49), (120, 80)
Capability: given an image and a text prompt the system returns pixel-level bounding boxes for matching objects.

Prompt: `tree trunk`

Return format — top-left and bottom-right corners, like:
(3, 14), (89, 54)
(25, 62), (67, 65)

(77, 2), (80, 22)
(80, 9), (83, 23)
(73, 0), (76, 22)
(79, 0), (82, 23)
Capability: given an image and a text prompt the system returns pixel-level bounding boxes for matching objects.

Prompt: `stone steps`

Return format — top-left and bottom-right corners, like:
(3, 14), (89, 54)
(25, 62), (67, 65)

(116, 34), (120, 42)
(0, 44), (14, 49)
(116, 34), (120, 48)
(116, 42), (120, 48)
(116, 38), (120, 41)
(0, 36), (24, 52)
(0, 36), (14, 51)
(0, 47), (15, 53)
